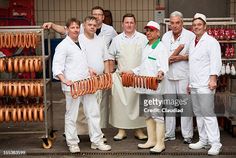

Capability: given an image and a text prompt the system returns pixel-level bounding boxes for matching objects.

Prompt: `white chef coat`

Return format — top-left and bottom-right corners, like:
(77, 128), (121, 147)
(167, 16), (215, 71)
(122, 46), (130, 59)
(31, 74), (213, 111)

(132, 39), (169, 94)
(79, 34), (109, 75)
(80, 23), (117, 47)
(162, 28), (195, 80)
(52, 36), (89, 92)
(189, 32), (222, 88)
(109, 31), (148, 61)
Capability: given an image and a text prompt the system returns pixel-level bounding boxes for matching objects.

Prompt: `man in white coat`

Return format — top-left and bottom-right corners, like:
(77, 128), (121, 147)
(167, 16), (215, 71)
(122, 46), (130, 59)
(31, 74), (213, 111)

(52, 18), (111, 153)
(123, 21), (169, 153)
(108, 13), (147, 140)
(188, 13), (222, 156)
(162, 11), (194, 144)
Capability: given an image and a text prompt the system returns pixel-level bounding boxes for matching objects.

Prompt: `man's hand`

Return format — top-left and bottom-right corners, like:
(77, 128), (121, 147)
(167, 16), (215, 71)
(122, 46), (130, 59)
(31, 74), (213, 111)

(89, 68), (97, 77)
(42, 22), (54, 29)
(157, 71), (164, 81)
(62, 79), (73, 86)
(208, 75), (217, 90)
(169, 54), (188, 64)
(121, 70), (134, 75)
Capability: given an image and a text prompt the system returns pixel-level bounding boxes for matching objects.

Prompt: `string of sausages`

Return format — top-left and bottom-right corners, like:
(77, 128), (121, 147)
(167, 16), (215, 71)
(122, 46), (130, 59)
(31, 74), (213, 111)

(70, 73), (112, 99)
(121, 73), (159, 90)
(0, 80), (43, 97)
(0, 32), (38, 49)
(0, 105), (44, 123)
(0, 56), (42, 73)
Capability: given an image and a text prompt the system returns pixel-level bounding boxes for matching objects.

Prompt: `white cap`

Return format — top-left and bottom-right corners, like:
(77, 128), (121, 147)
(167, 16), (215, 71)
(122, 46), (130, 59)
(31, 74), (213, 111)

(193, 13), (206, 23)
(144, 21), (160, 30)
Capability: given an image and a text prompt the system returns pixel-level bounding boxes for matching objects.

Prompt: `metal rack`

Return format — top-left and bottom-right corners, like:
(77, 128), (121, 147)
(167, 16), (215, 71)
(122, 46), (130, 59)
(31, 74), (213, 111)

(161, 18), (236, 136)
(0, 26), (55, 148)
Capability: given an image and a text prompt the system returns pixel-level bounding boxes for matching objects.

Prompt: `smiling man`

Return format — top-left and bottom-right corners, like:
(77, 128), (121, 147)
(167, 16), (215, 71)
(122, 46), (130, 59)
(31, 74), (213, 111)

(122, 20), (169, 153)
(188, 13), (222, 156)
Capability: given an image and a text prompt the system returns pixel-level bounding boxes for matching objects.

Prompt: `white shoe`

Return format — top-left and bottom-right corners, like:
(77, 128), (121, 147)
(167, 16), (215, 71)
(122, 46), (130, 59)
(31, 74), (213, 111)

(189, 141), (208, 150)
(208, 145), (222, 156)
(91, 141), (111, 151)
(69, 145), (80, 153)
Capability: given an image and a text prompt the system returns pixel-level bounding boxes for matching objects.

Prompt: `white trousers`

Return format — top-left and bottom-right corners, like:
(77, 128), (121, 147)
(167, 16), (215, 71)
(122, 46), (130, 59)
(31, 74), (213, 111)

(64, 92), (103, 147)
(164, 79), (193, 139)
(191, 88), (221, 147)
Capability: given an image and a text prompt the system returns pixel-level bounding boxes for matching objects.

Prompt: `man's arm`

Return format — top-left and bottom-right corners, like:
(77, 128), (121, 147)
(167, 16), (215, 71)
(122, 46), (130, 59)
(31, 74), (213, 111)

(42, 22), (66, 35)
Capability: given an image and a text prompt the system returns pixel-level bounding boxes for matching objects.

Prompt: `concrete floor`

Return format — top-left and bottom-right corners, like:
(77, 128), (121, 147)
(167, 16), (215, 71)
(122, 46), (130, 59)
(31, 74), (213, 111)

(0, 82), (236, 157)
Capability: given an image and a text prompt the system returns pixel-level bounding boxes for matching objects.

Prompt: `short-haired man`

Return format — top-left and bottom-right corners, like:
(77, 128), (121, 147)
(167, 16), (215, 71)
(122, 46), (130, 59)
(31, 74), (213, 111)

(52, 18), (111, 153)
(123, 20), (169, 153)
(108, 13), (148, 140)
(188, 13), (222, 156)
(162, 11), (194, 144)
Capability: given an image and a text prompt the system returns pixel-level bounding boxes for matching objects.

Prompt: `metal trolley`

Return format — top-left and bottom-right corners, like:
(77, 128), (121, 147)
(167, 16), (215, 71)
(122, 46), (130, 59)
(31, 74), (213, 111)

(0, 26), (55, 148)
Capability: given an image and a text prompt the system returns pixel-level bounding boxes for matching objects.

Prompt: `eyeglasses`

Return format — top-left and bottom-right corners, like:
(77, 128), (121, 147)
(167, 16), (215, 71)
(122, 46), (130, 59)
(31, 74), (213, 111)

(92, 14), (103, 16)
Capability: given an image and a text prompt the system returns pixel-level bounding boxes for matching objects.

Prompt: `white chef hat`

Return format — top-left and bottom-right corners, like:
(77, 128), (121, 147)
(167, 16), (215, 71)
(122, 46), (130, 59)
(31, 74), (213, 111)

(193, 13), (206, 23)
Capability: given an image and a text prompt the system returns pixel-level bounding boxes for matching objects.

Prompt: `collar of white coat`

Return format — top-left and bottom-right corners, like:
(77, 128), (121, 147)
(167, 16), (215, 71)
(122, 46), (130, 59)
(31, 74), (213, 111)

(170, 27), (187, 43)
(147, 38), (161, 49)
(195, 32), (208, 43)
(122, 30), (137, 39)
(66, 35), (78, 44)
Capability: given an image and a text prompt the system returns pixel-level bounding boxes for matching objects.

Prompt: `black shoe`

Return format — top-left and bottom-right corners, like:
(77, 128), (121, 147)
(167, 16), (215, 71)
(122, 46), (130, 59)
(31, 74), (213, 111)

(183, 138), (192, 144)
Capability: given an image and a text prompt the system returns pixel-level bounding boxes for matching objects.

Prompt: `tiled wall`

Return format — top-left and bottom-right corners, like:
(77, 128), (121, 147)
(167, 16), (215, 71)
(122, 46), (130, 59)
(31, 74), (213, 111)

(35, 0), (156, 34)
(230, 0), (236, 19)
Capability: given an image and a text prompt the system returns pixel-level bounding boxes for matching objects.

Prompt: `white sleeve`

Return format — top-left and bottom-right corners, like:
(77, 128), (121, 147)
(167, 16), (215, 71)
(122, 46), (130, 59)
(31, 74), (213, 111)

(52, 43), (67, 80)
(209, 40), (222, 76)
(108, 38), (117, 60)
(157, 45), (169, 74)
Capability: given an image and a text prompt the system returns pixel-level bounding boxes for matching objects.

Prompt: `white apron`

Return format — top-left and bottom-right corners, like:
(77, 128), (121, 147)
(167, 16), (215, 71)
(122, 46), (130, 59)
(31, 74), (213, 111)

(109, 43), (146, 129)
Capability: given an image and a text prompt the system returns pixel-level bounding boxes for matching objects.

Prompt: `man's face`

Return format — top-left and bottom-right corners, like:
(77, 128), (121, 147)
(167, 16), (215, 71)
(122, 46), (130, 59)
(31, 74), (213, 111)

(170, 16), (183, 35)
(67, 22), (80, 39)
(92, 9), (104, 26)
(145, 28), (160, 42)
(83, 19), (97, 35)
(122, 17), (136, 34)
(192, 19), (206, 37)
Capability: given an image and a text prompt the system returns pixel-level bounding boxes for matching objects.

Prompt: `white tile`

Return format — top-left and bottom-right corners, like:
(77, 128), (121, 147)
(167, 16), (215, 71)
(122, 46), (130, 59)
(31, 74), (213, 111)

(66, 0), (71, 10)
(131, 0), (137, 10)
(42, 0), (49, 10)
(54, 0), (60, 10)
(71, 0), (77, 10)
(82, 0), (88, 10)
(126, 0), (132, 10)
(115, 0), (121, 10)
(120, 0), (126, 10)
(71, 11), (77, 18)
(92, 0), (99, 7)
(149, 0), (155, 10)
(65, 11), (71, 20)
(48, 0), (55, 10)
(59, 0), (65, 10)
(137, 10), (143, 21)
(104, 0), (110, 9)
(137, 0), (143, 10)
(37, 0), (43, 10)
(60, 10), (66, 21)
(76, 0), (82, 10)
(43, 11), (49, 21)
(49, 11), (55, 21)
(110, 0), (115, 10)
(54, 11), (60, 21)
